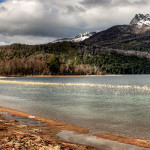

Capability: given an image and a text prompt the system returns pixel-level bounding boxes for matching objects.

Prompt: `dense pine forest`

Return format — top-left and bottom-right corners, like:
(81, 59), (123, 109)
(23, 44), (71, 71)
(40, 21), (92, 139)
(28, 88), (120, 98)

(0, 41), (150, 76)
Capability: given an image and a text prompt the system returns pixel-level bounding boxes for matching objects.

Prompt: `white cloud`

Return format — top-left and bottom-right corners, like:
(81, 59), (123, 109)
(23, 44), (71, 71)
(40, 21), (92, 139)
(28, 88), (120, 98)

(0, 0), (149, 45)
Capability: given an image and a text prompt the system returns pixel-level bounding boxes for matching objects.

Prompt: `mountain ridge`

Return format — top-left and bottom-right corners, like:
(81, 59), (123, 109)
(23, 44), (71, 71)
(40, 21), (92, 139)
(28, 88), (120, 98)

(53, 13), (150, 46)
(53, 32), (96, 43)
(82, 14), (150, 54)
(0, 14), (150, 75)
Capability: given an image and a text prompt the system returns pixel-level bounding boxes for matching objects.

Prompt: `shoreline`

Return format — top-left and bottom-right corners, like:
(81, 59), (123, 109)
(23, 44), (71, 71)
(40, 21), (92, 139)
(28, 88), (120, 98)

(0, 74), (124, 78)
(0, 106), (150, 149)
(0, 106), (94, 150)
(0, 106), (87, 134)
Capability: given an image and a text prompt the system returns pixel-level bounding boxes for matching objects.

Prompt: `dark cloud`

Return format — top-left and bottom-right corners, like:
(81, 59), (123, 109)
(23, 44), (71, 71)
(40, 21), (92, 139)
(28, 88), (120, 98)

(67, 5), (85, 13)
(0, 0), (149, 45)
(81, 0), (112, 7)
(81, 0), (149, 7)
(117, 0), (149, 6)
(0, 6), (6, 12)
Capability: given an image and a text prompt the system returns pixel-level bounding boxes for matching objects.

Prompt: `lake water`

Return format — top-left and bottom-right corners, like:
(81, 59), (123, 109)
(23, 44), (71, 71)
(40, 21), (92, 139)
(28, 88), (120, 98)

(0, 75), (150, 140)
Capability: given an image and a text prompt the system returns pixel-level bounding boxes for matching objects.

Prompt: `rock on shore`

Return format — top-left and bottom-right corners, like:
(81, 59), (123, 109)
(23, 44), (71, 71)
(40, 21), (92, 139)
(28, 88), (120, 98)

(0, 114), (97, 150)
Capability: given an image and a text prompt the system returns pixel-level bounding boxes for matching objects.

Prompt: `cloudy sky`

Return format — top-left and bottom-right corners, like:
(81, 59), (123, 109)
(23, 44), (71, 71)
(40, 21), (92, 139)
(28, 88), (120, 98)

(0, 0), (149, 45)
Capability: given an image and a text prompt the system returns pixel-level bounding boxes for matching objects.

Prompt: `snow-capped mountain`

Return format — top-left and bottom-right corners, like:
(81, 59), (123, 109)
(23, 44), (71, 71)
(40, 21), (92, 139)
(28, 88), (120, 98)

(72, 32), (96, 42)
(130, 14), (150, 28)
(53, 32), (96, 43)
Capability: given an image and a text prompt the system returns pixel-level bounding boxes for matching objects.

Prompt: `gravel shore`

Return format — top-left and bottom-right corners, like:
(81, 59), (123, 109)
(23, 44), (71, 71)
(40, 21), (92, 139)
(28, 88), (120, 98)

(0, 112), (97, 150)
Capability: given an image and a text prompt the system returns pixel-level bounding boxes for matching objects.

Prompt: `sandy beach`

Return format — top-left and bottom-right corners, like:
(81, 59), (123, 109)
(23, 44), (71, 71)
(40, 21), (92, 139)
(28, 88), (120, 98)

(0, 106), (150, 150)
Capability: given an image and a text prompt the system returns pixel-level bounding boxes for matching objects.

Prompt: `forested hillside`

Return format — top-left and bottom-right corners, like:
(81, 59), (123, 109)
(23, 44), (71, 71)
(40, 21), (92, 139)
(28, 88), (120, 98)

(0, 41), (150, 76)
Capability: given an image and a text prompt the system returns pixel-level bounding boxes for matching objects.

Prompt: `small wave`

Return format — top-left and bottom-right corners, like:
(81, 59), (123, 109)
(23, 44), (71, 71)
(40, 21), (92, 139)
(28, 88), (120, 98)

(0, 80), (150, 92)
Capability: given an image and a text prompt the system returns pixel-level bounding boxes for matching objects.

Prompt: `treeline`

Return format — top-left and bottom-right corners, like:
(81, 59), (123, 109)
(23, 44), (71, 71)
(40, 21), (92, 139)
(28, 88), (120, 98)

(83, 52), (150, 74)
(0, 42), (150, 76)
(0, 57), (48, 76)
(0, 42), (102, 76)
(0, 55), (101, 76)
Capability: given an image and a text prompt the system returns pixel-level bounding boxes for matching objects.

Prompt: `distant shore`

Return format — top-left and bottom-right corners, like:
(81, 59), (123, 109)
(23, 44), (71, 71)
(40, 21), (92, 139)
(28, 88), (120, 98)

(0, 106), (150, 149)
(0, 74), (124, 78)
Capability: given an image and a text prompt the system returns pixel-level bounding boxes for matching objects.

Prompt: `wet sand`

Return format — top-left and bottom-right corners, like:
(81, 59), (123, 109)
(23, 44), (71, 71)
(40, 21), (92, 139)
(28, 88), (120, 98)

(0, 106), (150, 149)
(0, 106), (95, 150)
(0, 106), (87, 133)
(96, 133), (150, 149)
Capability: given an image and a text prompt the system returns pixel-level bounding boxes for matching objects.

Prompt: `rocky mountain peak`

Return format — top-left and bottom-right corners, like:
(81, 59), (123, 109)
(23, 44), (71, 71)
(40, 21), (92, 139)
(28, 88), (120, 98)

(130, 13), (150, 28)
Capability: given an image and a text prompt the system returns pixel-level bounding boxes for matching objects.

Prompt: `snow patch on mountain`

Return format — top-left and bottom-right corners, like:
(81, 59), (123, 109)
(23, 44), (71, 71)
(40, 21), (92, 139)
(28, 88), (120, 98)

(72, 32), (96, 42)
(137, 20), (150, 27)
(53, 32), (96, 43)
(130, 14), (150, 28)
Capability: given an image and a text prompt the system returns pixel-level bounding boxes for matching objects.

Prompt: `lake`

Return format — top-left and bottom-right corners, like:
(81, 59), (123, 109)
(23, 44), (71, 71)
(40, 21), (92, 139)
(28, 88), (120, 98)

(0, 75), (150, 140)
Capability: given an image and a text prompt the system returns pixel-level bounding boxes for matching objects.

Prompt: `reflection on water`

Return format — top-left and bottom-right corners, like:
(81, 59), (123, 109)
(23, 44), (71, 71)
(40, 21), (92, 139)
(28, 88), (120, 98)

(0, 75), (150, 140)
(2, 112), (46, 126)
(57, 130), (149, 150)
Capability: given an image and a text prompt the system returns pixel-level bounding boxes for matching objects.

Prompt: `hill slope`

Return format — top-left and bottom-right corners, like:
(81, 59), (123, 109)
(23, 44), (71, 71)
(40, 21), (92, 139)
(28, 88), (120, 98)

(0, 40), (150, 76)
(1, 14), (150, 76)
(83, 24), (150, 53)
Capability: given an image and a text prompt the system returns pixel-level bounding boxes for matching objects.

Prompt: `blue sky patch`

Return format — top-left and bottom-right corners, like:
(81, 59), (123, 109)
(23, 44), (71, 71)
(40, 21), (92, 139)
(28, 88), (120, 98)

(0, 0), (5, 3)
